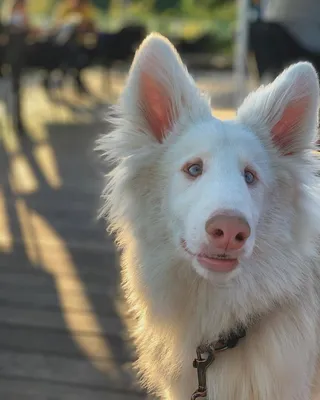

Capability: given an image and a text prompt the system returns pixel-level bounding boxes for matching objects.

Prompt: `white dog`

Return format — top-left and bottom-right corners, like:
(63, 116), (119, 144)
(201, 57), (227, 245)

(98, 32), (320, 400)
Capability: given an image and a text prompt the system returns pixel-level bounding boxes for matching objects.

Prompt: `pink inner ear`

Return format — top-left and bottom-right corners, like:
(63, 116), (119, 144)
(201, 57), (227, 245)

(271, 97), (308, 155)
(140, 72), (173, 142)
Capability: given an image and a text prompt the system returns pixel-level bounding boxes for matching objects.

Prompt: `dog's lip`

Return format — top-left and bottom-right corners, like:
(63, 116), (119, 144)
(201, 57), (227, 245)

(196, 256), (239, 272)
(181, 239), (239, 273)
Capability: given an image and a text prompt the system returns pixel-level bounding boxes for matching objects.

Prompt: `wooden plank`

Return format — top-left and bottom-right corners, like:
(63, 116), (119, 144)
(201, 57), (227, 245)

(0, 272), (118, 295)
(0, 325), (133, 361)
(0, 214), (113, 245)
(0, 394), (45, 400)
(0, 199), (113, 243)
(0, 306), (125, 335)
(0, 221), (112, 250)
(0, 288), (122, 313)
(0, 235), (112, 252)
(3, 186), (105, 204)
(0, 351), (140, 392)
(3, 205), (102, 229)
(0, 376), (146, 400)
(3, 189), (102, 207)
(0, 260), (119, 281)
(0, 245), (119, 276)
(4, 176), (103, 197)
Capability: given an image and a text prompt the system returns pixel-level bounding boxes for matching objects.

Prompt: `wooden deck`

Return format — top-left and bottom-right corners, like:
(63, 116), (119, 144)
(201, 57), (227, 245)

(0, 69), (235, 399)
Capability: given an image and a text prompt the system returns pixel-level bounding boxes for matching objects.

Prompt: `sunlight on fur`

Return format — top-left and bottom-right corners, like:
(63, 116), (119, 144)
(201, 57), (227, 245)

(97, 32), (320, 400)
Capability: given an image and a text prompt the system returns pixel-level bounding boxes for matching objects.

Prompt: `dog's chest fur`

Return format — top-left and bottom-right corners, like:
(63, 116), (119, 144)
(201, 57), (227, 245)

(123, 248), (320, 400)
(157, 298), (319, 400)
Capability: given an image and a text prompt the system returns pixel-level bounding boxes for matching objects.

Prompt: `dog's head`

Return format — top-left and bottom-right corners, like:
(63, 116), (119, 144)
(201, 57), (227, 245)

(101, 33), (320, 285)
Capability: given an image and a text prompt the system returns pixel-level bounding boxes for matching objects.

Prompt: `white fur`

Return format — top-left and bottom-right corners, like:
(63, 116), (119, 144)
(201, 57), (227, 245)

(97, 33), (320, 400)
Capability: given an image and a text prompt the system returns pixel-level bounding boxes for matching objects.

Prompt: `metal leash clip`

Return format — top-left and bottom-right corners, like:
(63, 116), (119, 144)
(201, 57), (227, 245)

(190, 328), (246, 399)
(191, 345), (215, 400)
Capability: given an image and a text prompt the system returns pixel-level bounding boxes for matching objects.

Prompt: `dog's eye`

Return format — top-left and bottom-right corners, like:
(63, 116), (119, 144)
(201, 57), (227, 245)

(184, 162), (203, 178)
(244, 169), (256, 185)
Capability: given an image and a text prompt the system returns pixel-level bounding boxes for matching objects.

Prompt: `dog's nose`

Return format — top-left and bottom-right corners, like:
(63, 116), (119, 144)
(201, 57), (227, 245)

(205, 214), (251, 251)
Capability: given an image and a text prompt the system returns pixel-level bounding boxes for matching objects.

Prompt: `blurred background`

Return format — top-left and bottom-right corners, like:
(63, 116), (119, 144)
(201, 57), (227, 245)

(0, 0), (318, 398)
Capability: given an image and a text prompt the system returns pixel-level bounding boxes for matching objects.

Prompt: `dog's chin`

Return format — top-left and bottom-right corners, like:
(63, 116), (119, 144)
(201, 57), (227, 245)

(191, 257), (242, 284)
(179, 239), (249, 284)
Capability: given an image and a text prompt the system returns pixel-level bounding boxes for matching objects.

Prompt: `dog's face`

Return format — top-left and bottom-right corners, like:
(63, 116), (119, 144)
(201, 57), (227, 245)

(107, 33), (319, 283)
(164, 118), (270, 279)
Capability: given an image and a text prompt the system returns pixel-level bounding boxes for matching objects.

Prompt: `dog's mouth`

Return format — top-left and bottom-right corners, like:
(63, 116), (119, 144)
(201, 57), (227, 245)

(181, 240), (239, 273)
(205, 253), (233, 259)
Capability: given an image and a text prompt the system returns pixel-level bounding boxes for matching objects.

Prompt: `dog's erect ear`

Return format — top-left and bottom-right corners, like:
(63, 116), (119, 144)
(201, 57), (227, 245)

(120, 33), (210, 142)
(237, 62), (319, 155)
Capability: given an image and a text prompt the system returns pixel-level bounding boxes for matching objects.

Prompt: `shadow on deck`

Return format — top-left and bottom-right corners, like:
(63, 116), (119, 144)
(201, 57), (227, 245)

(0, 83), (148, 399)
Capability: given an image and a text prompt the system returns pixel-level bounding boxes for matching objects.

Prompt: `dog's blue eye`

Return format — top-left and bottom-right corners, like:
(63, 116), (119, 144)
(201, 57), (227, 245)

(244, 170), (255, 185)
(187, 164), (202, 177)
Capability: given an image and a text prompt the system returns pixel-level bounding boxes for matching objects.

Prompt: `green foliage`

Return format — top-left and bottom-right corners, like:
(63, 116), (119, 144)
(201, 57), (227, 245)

(24, 0), (236, 58)
(154, 0), (180, 12)
(92, 0), (111, 10)
(152, 0), (235, 17)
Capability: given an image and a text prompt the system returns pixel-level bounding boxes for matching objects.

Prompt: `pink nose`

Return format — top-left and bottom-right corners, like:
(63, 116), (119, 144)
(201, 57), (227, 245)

(205, 214), (251, 251)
